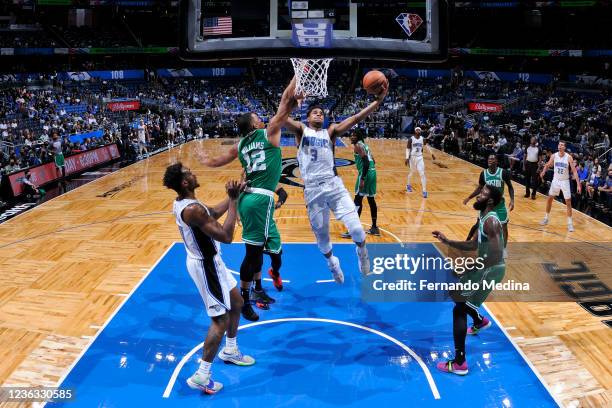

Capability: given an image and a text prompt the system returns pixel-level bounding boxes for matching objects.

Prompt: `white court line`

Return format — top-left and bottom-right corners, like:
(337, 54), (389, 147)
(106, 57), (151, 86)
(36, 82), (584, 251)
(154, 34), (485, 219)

(361, 222), (403, 244)
(41, 242), (179, 408)
(162, 317), (441, 400)
(430, 244), (562, 407)
(316, 279), (336, 283)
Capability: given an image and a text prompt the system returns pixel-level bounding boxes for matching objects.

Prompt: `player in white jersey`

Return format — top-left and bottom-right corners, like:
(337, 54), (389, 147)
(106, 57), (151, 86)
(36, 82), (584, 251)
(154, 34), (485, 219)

(164, 162), (254, 395)
(540, 141), (581, 231)
(284, 87), (388, 282)
(405, 126), (436, 198)
(136, 119), (148, 159)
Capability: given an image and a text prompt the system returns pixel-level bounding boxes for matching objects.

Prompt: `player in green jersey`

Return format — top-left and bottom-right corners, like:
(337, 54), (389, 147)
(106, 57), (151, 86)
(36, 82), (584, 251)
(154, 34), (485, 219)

(341, 129), (379, 237)
(433, 185), (506, 376)
(197, 78), (298, 321)
(463, 154), (514, 255)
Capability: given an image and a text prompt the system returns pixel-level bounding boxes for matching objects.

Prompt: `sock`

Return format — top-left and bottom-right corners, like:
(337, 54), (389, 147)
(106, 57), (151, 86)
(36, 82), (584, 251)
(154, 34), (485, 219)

(240, 287), (250, 305)
(225, 336), (237, 351)
(197, 360), (212, 378)
(254, 278), (262, 291)
(452, 303), (467, 365)
(567, 217), (573, 224)
(464, 305), (483, 326)
(454, 349), (466, 365)
(544, 213), (549, 220)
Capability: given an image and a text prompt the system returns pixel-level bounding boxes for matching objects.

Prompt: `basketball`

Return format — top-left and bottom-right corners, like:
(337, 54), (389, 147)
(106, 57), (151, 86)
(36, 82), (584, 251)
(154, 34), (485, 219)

(362, 70), (388, 94)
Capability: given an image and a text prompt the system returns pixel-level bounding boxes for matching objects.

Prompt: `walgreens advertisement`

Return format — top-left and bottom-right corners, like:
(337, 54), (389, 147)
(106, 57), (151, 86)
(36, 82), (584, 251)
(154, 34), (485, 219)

(7, 144), (120, 196)
(467, 102), (503, 112)
(107, 100), (140, 112)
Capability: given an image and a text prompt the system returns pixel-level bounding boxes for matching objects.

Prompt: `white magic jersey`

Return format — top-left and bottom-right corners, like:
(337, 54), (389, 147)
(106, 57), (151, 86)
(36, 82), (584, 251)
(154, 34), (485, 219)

(173, 198), (219, 260)
(298, 127), (336, 185)
(410, 136), (424, 157)
(553, 152), (570, 181)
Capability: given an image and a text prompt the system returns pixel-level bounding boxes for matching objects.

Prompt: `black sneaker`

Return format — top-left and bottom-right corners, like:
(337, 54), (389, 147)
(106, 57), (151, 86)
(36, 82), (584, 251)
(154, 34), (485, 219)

(241, 303), (259, 321)
(340, 231), (351, 239)
(366, 226), (381, 236)
(251, 288), (276, 305)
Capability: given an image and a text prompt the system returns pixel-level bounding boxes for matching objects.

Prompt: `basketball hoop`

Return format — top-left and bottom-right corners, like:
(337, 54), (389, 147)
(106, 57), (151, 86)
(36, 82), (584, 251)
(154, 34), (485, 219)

(290, 58), (333, 98)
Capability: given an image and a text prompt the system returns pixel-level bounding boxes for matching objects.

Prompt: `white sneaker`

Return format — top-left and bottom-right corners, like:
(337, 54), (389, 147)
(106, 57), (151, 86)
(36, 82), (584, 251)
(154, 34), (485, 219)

(568, 222), (574, 232)
(327, 256), (344, 284)
(186, 372), (223, 395)
(540, 217), (549, 226)
(218, 348), (255, 366)
(356, 245), (371, 276)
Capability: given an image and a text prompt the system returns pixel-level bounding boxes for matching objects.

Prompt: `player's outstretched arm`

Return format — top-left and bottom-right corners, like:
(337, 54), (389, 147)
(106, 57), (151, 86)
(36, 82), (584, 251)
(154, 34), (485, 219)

(503, 169), (515, 211)
(183, 180), (242, 243)
(569, 156), (582, 194)
(432, 230), (478, 251)
(540, 155), (554, 179)
(463, 172), (485, 204)
(405, 139), (412, 166)
(268, 77), (299, 147)
(196, 143), (238, 167)
(329, 85), (388, 139)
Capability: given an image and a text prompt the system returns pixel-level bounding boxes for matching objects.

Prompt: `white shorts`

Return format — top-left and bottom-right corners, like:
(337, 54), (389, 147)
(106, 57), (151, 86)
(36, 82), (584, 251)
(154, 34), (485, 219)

(549, 179), (571, 199)
(304, 176), (357, 228)
(186, 255), (237, 317)
(409, 156), (425, 174)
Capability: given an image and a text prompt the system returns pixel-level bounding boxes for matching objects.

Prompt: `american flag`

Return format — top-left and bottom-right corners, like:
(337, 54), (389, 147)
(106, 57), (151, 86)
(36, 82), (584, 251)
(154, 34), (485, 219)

(203, 16), (232, 36)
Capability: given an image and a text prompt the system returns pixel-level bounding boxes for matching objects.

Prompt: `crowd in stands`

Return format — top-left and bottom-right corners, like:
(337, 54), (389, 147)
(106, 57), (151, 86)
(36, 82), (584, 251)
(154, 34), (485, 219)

(1, 62), (610, 220)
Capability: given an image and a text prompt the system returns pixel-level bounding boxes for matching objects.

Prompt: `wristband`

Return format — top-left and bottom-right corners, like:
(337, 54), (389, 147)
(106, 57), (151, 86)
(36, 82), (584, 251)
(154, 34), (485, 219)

(276, 187), (288, 205)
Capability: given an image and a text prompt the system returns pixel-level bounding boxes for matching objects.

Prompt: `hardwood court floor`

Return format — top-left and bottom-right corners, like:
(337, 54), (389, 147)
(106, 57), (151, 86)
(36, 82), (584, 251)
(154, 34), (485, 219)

(0, 139), (610, 407)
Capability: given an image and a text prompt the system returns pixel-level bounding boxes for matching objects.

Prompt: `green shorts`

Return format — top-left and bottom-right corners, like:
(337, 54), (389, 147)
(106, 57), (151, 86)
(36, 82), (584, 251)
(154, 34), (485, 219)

(238, 191), (281, 254)
(54, 153), (65, 168)
(451, 264), (506, 308)
(494, 200), (508, 224)
(355, 170), (377, 197)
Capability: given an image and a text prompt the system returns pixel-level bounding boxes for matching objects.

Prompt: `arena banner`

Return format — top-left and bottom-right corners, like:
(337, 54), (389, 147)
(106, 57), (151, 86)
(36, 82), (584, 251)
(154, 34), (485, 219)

(291, 19), (333, 48)
(57, 70), (144, 81)
(384, 68), (451, 79)
(7, 144), (120, 197)
(467, 102), (503, 112)
(68, 129), (104, 144)
(155, 68), (247, 78)
(450, 48), (585, 57)
(464, 70), (553, 84)
(107, 99), (141, 112)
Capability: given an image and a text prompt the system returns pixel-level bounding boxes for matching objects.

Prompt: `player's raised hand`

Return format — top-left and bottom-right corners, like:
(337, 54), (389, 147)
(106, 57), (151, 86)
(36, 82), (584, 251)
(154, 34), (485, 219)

(432, 231), (448, 243)
(225, 180), (243, 200)
(375, 82), (389, 102)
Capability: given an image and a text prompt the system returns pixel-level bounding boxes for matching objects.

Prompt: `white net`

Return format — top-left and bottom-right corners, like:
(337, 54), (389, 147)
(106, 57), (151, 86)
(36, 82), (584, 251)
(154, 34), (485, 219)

(290, 58), (333, 98)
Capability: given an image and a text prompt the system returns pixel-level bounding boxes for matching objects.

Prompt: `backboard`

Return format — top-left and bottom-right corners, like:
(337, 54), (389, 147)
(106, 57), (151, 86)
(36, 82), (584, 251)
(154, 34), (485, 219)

(180, 0), (448, 61)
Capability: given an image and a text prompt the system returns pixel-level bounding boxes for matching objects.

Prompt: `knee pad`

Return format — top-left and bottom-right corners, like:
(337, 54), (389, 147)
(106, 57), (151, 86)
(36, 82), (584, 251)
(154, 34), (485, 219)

(344, 212), (366, 243)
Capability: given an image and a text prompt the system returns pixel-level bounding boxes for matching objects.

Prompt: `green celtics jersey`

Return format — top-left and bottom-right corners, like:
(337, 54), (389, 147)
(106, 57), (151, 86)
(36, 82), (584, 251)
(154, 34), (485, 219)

(483, 168), (505, 204)
(354, 141), (375, 175)
(237, 129), (282, 192)
(477, 211), (504, 263)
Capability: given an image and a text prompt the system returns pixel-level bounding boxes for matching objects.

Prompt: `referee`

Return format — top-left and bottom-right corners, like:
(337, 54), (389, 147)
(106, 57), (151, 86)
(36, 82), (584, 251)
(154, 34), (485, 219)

(524, 136), (540, 199)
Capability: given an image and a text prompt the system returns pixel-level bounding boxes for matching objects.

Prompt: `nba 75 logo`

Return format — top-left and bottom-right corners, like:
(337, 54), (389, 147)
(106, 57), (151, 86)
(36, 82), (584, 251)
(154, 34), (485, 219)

(280, 157), (354, 188)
